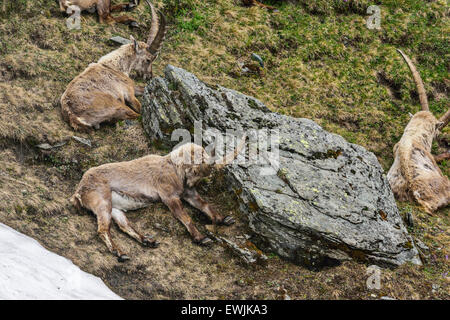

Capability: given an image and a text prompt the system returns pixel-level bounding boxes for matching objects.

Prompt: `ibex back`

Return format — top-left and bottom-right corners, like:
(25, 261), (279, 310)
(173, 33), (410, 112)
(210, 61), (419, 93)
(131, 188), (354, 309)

(71, 135), (246, 261)
(60, 1), (166, 131)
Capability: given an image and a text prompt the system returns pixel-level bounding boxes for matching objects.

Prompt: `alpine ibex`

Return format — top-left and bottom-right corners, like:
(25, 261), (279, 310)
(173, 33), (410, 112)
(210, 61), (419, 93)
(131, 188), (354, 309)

(387, 49), (449, 214)
(61, 1), (166, 132)
(71, 135), (246, 261)
(59, 0), (140, 26)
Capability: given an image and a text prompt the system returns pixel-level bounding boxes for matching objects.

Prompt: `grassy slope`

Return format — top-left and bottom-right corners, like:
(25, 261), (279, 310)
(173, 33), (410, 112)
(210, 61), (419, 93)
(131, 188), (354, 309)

(0, 0), (448, 299)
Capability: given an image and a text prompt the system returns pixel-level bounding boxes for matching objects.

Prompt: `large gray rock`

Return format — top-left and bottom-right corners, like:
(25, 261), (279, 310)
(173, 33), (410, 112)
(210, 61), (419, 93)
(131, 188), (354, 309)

(142, 65), (421, 268)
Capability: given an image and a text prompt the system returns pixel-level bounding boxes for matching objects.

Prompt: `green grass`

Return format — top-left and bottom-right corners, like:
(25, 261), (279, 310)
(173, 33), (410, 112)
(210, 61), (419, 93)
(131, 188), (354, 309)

(158, 0), (449, 172)
(0, 0), (448, 173)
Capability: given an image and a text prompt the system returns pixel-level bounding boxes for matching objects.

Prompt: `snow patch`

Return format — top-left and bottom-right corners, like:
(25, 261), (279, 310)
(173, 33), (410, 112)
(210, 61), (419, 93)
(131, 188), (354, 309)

(0, 223), (122, 300)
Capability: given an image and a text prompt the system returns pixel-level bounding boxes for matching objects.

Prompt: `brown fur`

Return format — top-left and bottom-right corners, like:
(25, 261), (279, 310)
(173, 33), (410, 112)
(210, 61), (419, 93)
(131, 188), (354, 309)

(387, 50), (449, 214)
(59, 0), (140, 25)
(71, 136), (246, 260)
(60, 2), (166, 131)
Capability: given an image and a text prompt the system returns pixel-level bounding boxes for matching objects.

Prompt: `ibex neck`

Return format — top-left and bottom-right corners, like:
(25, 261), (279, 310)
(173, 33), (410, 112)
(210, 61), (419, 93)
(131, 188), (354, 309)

(97, 44), (136, 76)
(403, 111), (437, 150)
(165, 155), (186, 184)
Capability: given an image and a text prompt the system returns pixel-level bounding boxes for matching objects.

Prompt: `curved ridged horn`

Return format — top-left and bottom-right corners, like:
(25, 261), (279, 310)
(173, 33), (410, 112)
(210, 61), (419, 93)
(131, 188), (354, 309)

(145, 0), (159, 46)
(397, 49), (429, 111)
(215, 134), (247, 169)
(145, 0), (167, 56)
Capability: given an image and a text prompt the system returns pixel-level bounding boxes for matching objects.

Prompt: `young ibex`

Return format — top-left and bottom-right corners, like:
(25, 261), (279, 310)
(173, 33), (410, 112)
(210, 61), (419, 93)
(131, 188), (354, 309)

(59, 0), (140, 26)
(61, 1), (166, 131)
(71, 135), (246, 261)
(387, 49), (449, 214)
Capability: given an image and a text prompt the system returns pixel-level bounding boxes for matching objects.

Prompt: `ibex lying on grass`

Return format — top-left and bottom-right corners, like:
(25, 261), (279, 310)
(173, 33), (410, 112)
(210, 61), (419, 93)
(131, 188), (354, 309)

(59, 0), (140, 26)
(71, 135), (246, 261)
(61, 1), (166, 132)
(387, 49), (449, 214)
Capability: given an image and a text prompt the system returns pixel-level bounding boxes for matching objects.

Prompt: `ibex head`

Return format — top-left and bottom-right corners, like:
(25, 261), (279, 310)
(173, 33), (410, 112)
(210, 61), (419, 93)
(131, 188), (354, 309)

(129, 1), (167, 79)
(170, 134), (247, 187)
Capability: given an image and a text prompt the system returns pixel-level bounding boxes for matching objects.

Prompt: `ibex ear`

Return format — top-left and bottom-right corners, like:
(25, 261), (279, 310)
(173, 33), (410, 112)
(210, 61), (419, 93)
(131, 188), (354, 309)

(130, 35), (139, 52)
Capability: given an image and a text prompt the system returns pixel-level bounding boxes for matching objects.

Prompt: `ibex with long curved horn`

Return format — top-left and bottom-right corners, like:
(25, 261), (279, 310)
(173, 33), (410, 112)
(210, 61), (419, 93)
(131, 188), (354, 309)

(387, 49), (449, 214)
(59, 0), (140, 26)
(61, 1), (166, 131)
(71, 134), (246, 261)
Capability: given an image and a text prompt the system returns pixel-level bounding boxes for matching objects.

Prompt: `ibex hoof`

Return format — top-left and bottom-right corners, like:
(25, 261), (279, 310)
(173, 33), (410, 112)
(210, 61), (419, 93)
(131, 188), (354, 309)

(118, 254), (130, 262)
(143, 235), (159, 248)
(129, 21), (139, 28)
(197, 237), (213, 246)
(221, 215), (235, 226)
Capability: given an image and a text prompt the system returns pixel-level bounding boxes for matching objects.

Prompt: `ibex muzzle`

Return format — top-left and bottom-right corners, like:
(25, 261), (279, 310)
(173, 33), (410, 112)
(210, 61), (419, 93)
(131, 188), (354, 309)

(60, 1), (166, 132)
(71, 135), (247, 261)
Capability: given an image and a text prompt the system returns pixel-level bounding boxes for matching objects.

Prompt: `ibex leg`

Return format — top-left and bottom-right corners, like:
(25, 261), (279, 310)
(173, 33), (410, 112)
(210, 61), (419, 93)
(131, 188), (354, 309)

(182, 188), (235, 225)
(111, 208), (159, 247)
(111, 15), (138, 26)
(83, 189), (129, 261)
(162, 197), (212, 245)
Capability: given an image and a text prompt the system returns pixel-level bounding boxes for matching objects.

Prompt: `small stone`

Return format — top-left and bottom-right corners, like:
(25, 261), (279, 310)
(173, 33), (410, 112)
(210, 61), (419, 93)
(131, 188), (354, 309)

(36, 143), (53, 150)
(72, 136), (92, 148)
(36, 141), (67, 150)
(251, 53), (264, 68)
(124, 119), (135, 128)
(415, 239), (429, 252)
(405, 211), (414, 227)
(109, 36), (131, 45)
(154, 223), (169, 233)
(218, 236), (267, 265)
